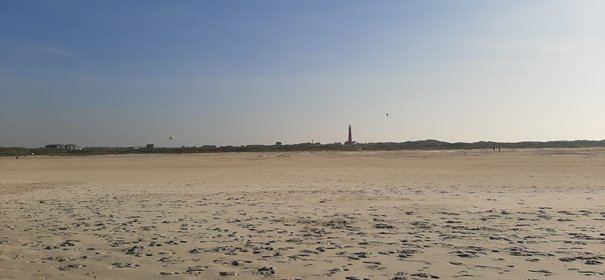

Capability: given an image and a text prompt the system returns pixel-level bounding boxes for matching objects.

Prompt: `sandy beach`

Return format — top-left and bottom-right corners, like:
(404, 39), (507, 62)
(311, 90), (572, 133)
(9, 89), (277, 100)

(0, 149), (604, 280)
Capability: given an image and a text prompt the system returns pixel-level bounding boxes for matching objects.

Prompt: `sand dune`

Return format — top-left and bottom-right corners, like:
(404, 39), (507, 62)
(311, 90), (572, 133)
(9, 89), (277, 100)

(1, 149), (604, 279)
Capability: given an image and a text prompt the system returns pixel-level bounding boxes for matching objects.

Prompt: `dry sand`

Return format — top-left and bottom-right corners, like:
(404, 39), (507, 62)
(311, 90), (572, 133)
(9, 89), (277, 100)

(0, 149), (604, 280)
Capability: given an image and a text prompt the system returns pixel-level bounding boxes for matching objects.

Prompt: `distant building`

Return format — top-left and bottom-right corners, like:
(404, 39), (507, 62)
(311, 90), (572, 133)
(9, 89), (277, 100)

(45, 144), (81, 150)
(45, 144), (65, 149)
(275, 142), (282, 146)
(146, 144), (154, 149)
(65, 144), (81, 150)
(345, 125), (355, 144)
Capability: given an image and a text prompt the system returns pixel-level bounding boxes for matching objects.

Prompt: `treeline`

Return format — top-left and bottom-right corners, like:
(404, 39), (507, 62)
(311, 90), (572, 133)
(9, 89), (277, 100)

(2, 139), (605, 157)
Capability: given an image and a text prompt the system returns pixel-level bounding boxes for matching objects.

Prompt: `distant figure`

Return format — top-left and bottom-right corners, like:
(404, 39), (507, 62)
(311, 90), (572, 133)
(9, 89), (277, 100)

(386, 113), (389, 117)
(498, 147), (501, 152)
(493, 147), (495, 151)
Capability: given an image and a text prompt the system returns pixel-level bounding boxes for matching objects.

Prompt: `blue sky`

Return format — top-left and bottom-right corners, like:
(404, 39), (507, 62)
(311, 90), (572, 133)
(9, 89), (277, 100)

(1, 0), (604, 147)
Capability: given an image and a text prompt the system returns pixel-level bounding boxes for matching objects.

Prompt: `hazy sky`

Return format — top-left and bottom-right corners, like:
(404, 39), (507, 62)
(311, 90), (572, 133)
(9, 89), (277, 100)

(1, 0), (604, 147)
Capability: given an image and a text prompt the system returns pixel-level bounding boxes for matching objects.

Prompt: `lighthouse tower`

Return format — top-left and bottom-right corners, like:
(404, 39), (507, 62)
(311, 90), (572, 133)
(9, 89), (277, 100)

(346, 125), (353, 144)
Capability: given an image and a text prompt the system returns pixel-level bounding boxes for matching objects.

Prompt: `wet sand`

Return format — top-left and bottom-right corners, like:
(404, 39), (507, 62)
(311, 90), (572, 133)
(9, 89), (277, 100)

(1, 149), (604, 279)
